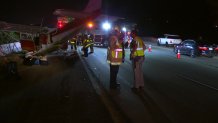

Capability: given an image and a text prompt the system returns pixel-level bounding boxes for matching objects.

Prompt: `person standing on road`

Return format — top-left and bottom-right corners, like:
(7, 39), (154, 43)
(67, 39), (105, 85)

(89, 34), (94, 53)
(69, 36), (77, 51)
(107, 27), (125, 89)
(82, 34), (91, 57)
(130, 30), (146, 91)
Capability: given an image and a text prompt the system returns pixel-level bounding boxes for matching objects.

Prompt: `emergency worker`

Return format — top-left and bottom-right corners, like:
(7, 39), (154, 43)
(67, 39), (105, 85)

(89, 34), (94, 53)
(82, 34), (92, 57)
(130, 30), (146, 91)
(69, 36), (77, 51)
(107, 28), (125, 89)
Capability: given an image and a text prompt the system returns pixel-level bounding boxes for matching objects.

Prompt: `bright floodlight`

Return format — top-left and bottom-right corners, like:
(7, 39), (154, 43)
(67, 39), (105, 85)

(102, 22), (111, 30)
(122, 27), (127, 32)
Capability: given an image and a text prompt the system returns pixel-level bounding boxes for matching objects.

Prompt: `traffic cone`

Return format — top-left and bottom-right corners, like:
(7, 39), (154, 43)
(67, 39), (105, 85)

(148, 45), (152, 52)
(177, 50), (181, 59)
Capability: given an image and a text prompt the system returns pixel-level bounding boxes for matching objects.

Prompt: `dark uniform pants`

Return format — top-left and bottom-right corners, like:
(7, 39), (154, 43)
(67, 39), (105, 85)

(110, 64), (120, 88)
(90, 44), (94, 53)
(83, 47), (88, 57)
(72, 44), (77, 50)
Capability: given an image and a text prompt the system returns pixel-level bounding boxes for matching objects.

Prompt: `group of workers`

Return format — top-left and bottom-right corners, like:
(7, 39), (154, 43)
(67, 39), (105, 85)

(107, 27), (146, 91)
(68, 26), (146, 91)
(68, 34), (94, 57)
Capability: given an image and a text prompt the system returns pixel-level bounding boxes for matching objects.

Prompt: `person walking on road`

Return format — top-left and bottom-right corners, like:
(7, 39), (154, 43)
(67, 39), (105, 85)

(107, 28), (125, 89)
(130, 30), (146, 91)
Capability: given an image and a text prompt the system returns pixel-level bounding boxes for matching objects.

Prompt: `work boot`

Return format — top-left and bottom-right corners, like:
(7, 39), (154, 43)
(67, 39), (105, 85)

(110, 82), (120, 89)
(116, 82), (120, 86)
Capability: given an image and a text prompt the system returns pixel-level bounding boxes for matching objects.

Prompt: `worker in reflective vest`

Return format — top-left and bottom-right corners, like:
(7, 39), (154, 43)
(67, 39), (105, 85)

(89, 34), (94, 53)
(70, 36), (77, 51)
(82, 35), (91, 57)
(130, 30), (146, 91)
(107, 29), (125, 89)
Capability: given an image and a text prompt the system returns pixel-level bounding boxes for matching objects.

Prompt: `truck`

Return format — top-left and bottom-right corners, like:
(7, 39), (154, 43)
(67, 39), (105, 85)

(91, 29), (108, 47)
(157, 34), (182, 47)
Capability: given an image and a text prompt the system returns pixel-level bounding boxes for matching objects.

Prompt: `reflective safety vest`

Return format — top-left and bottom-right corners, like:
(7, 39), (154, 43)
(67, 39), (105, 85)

(107, 41), (123, 65)
(133, 36), (145, 57)
(83, 39), (93, 48)
(88, 39), (94, 45)
(70, 38), (77, 44)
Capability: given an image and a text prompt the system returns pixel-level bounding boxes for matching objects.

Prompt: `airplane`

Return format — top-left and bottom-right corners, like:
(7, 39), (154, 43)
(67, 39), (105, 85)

(53, 0), (102, 19)
(36, 0), (102, 55)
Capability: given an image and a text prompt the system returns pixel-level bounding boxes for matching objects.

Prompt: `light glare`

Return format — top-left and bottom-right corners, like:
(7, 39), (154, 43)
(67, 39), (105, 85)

(102, 22), (111, 30)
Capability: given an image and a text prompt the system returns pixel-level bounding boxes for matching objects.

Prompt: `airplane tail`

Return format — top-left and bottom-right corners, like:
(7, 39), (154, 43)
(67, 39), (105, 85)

(36, 0), (102, 55)
(83, 0), (102, 13)
(53, 0), (101, 17)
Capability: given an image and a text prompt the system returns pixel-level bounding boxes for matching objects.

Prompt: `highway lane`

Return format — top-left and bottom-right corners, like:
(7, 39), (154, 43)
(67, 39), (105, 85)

(79, 43), (218, 123)
(140, 44), (218, 123)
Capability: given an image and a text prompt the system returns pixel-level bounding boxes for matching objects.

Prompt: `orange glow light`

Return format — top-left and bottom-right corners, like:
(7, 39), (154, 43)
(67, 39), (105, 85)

(87, 22), (93, 28)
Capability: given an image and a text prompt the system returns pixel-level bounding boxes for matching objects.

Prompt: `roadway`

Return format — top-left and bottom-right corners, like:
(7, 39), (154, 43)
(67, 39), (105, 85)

(0, 53), (114, 123)
(79, 41), (218, 123)
(1, 41), (218, 123)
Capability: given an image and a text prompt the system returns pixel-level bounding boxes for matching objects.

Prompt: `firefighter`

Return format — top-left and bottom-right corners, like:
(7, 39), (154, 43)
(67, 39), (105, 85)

(107, 28), (125, 89)
(82, 34), (91, 57)
(130, 30), (146, 91)
(69, 36), (77, 51)
(89, 34), (94, 53)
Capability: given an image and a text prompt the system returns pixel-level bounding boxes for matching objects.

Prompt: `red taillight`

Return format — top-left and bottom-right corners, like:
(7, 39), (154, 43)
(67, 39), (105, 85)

(199, 46), (208, 50)
(57, 20), (63, 28)
(215, 47), (218, 51)
(58, 23), (63, 28)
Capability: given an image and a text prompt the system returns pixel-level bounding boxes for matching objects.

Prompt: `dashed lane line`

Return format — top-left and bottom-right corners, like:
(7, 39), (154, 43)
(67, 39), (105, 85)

(178, 74), (218, 91)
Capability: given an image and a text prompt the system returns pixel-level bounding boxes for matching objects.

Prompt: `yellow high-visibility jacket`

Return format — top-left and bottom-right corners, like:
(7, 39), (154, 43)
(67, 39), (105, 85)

(132, 36), (146, 57)
(70, 38), (77, 44)
(107, 35), (123, 65)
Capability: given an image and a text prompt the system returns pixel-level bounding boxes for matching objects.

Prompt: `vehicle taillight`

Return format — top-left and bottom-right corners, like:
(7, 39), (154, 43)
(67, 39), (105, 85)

(57, 20), (63, 28)
(199, 46), (208, 50)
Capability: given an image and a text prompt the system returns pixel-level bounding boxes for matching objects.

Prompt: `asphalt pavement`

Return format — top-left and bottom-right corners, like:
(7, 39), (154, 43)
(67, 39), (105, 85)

(0, 52), (116, 123)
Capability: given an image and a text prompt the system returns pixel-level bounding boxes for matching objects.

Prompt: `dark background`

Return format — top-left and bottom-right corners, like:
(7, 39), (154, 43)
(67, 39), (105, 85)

(0, 0), (218, 42)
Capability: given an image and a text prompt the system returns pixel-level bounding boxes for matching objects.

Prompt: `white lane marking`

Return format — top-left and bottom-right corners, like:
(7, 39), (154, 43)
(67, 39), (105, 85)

(178, 74), (218, 91)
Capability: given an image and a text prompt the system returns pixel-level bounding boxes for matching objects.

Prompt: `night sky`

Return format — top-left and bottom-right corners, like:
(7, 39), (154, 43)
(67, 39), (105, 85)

(0, 0), (218, 41)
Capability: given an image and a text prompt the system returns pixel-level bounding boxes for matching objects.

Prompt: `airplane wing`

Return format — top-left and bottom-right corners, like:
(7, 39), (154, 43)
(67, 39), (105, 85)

(36, 0), (102, 55)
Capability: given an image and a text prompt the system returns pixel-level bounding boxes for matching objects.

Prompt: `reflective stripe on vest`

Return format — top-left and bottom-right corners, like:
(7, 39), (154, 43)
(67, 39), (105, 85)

(134, 38), (144, 56)
(84, 39), (92, 48)
(107, 48), (123, 65)
(70, 38), (76, 43)
(115, 48), (123, 58)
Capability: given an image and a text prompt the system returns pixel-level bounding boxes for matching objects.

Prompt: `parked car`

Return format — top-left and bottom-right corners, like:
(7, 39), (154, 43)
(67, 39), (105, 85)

(213, 44), (218, 56)
(157, 34), (182, 47)
(174, 39), (215, 58)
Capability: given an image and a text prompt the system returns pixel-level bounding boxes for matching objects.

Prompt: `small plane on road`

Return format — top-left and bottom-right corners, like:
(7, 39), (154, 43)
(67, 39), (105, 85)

(36, 0), (102, 55)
